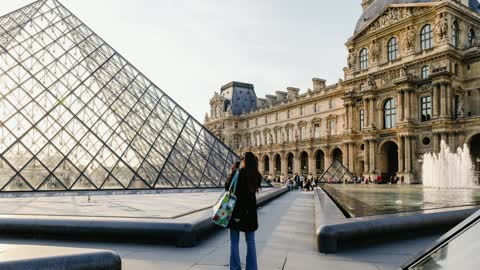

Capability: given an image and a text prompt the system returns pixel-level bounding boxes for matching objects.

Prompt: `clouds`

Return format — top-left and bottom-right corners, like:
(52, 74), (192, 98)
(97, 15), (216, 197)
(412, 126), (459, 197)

(0, 0), (361, 121)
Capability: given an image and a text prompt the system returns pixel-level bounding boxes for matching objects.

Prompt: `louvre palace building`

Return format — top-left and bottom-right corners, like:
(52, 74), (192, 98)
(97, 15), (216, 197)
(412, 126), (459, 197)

(205, 0), (480, 184)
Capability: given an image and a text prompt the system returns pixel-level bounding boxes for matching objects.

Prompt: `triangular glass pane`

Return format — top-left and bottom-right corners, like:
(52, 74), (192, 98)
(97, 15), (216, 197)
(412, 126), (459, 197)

(71, 176), (96, 190)
(53, 158), (81, 189)
(38, 175), (67, 191)
(2, 176), (33, 191)
(19, 158), (50, 189)
(128, 176), (150, 189)
(0, 158), (17, 189)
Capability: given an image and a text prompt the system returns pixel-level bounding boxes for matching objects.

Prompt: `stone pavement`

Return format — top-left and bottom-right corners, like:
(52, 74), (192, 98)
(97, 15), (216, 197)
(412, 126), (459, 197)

(0, 192), (439, 269)
(0, 191), (223, 219)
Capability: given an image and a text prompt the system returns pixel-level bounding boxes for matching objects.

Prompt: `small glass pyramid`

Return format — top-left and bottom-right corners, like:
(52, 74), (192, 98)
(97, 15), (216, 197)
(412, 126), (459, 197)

(0, 0), (238, 191)
(319, 160), (354, 183)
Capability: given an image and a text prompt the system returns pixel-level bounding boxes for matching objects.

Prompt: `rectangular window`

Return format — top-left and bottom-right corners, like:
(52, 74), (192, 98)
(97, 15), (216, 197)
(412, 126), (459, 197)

(329, 99), (335, 109)
(329, 121), (335, 135)
(246, 121), (250, 128)
(421, 96), (432, 121)
(300, 126), (306, 140)
(314, 123), (320, 138)
(255, 118), (258, 126)
(234, 122), (238, 129)
(287, 110), (291, 119)
(360, 109), (365, 130)
(234, 137), (240, 149)
(275, 113), (279, 121)
(265, 116), (268, 124)
(300, 106), (304, 116)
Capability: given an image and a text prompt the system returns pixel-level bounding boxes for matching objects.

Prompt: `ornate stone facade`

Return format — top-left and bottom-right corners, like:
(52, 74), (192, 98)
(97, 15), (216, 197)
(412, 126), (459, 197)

(205, 0), (480, 184)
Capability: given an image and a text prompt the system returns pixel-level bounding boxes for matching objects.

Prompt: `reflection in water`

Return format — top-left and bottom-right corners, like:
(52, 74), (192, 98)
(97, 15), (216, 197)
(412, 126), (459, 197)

(324, 184), (480, 217)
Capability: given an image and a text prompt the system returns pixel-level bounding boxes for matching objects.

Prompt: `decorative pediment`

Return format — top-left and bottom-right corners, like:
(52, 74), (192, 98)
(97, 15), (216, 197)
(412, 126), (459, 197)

(354, 5), (435, 40)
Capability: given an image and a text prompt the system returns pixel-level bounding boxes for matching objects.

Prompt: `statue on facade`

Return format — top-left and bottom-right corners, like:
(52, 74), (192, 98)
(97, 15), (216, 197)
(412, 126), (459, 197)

(269, 133), (274, 144)
(403, 26), (416, 50)
(295, 130), (299, 141)
(347, 49), (356, 69)
(370, 40), (380, 62)
(367, 75), (377, 89)
(434, 13), (448, 40)
(457, 100), (465, 117)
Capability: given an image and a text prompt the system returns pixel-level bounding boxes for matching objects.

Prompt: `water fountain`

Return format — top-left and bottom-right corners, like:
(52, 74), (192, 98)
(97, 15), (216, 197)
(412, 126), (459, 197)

(422, 141), (477, 188)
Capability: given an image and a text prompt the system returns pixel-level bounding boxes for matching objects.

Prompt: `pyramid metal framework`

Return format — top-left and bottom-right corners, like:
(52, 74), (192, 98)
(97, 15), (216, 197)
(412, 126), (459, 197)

(0, 0), (239, 192)
(319, 160), (354, 183)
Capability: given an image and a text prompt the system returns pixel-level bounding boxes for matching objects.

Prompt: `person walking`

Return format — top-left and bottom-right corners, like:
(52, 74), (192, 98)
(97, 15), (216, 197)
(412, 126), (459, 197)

(224, 152), (262, 270)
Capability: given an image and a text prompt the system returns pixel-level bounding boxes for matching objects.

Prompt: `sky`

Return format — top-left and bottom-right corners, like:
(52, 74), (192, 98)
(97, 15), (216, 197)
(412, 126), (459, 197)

(0, 0), (363, 122)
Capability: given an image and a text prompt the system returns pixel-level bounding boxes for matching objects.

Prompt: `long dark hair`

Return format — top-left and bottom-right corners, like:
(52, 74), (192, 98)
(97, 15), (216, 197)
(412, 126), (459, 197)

(241, 152), (261, 193)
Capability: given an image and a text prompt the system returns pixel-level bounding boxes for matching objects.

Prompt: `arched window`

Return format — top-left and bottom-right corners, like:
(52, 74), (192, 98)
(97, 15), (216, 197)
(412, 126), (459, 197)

(387, 37), (398, 61)
(384, 98), (396, 129)
(452, 20), (459, 48)
(359, 48), (368, 70)
(421, 65), (430, 79)
(469, 28), (476, 47)
(421, 24), (433, 50)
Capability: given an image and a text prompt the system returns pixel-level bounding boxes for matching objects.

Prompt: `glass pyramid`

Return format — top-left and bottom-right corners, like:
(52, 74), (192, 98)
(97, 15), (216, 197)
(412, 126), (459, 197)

(319, 160), (354, 183)
(0, 0), (238, 192)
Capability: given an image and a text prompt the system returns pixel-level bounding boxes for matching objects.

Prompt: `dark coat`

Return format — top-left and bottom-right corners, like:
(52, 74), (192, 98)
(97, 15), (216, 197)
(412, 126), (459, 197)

(224, 169), (261, 232)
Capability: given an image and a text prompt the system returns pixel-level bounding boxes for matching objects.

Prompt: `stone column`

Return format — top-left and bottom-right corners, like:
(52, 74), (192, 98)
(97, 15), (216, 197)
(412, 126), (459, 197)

(405, 90), (411, 121)
(269, 155), (275, 177)
(364, 141), (370, 173)
(370, 99), (376, 128)
(308, 152), (316, 175)
(450, 132), (458, 151)
(398, 136), (405, 172)
(405, 136), (412, 172)
(365, 98), (370, 127)
(440, 83), (447, 117)
(294, 154), (301, 175)
(349, 106), (354, 131)
(398, 91), (404, 122)
(433, 84), (440, 118)
(369, 140), (376, 173)
(348, 143), (355, 173)
(440, 132), (447, 148)
(446, 84), (452, 118)
(433, 133), (440, 153)
(325, 149), (332, 170)
(281, 154), (288, 177)
(345, 105), (350, 130)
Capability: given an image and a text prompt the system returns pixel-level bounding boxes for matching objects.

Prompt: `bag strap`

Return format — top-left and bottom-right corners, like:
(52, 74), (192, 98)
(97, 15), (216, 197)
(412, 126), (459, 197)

(229, 170), (240, 193)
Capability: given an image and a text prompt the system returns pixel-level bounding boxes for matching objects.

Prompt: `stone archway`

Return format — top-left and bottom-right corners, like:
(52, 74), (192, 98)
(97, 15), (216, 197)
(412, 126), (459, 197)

(379, 141), (399, 179)
(274, 154), (281, 176)
(315, 150), (325, 174)
(263, 155), (270, 175)
(300, 151), (309, 175)
(332, 148), (343, 164)
(469, 134), (480, 182)
(287, 153), (294, 175)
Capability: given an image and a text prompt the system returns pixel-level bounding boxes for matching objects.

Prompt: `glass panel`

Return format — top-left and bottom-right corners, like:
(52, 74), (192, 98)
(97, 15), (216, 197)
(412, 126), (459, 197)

(0, 0), (237, 192)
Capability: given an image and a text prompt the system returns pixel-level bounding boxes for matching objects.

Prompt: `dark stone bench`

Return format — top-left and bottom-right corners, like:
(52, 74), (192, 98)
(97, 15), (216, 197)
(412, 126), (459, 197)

(0, 187), (288, 248)
(314, 188), (479, 253)
(0, 245), (120, 270)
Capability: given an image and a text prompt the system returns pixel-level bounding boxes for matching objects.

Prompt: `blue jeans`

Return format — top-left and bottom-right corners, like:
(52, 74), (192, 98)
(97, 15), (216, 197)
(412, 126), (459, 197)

(229, 229), (258, 270)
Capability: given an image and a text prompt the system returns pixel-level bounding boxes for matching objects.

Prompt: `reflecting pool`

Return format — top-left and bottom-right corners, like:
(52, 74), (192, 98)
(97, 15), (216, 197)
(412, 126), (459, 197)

(322, 184), (480, 217)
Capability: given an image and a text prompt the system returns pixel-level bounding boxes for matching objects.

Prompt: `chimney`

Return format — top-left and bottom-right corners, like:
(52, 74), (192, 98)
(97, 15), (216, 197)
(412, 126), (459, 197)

(275, 91), (288, 101)
(287, 87), (300, 99)
(312, 78), (326, 91)
(265, 94), (276, 104)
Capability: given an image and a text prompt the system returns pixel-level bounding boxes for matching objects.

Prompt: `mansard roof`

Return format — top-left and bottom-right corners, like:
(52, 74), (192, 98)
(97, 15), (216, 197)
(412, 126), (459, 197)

(354, 0), (480, 35)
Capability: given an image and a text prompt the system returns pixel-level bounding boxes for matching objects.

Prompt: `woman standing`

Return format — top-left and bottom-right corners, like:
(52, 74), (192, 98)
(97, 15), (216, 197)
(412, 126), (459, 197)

(224, 152), (262, 270)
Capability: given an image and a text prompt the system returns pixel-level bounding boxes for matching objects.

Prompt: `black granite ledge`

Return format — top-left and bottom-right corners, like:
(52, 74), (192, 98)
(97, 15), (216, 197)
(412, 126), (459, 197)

(0, 187), (288, 248)
(314, 188), (479, 253)
(0, 246), (121, 270)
